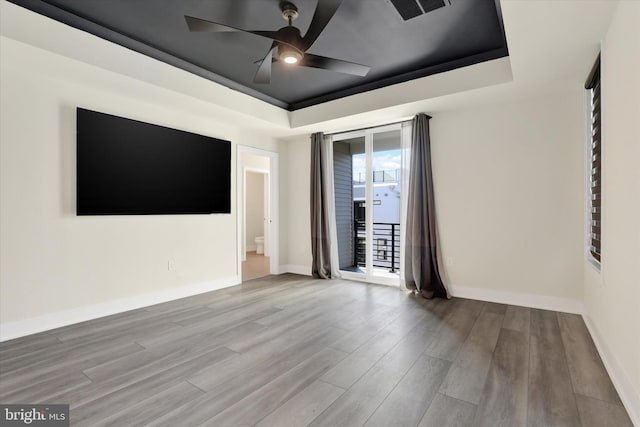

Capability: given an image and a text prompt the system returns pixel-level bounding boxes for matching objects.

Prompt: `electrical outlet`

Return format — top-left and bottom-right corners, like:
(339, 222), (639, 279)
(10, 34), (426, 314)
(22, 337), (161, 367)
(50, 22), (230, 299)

(446, 257), (454, 267)
(167, 260), (175, 271)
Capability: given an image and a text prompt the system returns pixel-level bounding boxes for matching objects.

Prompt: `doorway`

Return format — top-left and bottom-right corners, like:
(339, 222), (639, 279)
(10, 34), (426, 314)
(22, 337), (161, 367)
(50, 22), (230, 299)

(237, 146), (279, 282)
(332, 123), (407, 286)
(243, 170), (269, 280)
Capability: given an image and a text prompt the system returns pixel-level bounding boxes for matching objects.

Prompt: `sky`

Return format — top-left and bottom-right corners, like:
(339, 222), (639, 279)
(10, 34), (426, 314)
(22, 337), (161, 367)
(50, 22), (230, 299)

(352, 149), (401, 182)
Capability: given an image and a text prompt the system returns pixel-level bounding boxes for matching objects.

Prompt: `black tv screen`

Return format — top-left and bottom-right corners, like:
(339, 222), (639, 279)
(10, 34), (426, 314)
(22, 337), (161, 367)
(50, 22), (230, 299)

(77, 108), (231, 215)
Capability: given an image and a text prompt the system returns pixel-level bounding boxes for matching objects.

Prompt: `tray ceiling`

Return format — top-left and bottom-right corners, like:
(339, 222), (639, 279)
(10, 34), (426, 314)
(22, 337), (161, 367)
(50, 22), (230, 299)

(8, 0), (509, 110)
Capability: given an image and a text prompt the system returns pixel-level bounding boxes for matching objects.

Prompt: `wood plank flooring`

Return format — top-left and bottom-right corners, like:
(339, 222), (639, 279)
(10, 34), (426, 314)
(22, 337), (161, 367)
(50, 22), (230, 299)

(242, 251), (270, 281)
(0, 274), (633, 426)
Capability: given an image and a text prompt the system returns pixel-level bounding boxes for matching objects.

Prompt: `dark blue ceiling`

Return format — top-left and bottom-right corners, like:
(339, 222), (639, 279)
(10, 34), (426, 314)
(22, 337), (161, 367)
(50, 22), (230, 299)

(8, 0), (508, 110)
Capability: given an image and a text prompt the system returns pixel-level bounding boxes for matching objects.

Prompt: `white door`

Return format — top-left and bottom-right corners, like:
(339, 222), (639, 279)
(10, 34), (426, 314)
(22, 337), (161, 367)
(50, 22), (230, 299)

(332, 123), (405, 286)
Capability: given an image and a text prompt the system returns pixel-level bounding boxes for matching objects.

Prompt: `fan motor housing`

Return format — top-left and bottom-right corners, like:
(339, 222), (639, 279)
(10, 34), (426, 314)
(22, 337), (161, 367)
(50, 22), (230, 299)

(277, 26), (304, 51)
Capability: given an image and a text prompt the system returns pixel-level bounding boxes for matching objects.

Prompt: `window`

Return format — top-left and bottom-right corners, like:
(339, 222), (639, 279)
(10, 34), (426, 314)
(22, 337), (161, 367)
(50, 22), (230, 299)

(585, 55), (601, 265)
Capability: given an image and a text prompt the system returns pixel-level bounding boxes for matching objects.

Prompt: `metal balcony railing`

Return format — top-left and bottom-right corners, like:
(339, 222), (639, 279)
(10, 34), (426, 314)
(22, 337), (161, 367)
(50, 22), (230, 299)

(353, 169), (399, 185)
(354, 220), (400, 273)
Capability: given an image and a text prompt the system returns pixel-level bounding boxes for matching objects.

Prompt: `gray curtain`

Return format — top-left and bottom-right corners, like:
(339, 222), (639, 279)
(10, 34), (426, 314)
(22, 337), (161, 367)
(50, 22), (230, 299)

(405, 114), (449, 299)
(310, 132), (332, 278)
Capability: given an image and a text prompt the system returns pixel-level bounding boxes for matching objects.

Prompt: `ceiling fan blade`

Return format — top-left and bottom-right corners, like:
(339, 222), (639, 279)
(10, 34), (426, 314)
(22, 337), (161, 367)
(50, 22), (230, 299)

(300, 0), (343, 51)
(185, 15), (236, 32)
(254, 57), (280, 66)
(300, 53), (370, 76)
(254, 43), (278, 84)
(185, 15), (283, 43)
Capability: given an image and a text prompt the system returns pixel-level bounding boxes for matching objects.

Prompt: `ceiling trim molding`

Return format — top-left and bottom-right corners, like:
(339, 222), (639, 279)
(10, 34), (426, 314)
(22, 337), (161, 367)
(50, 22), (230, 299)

(6, 0), (510, 112)
(6, 0), (290, 109)
(289, 56), (513, 129)
(290, 47), (509, 110)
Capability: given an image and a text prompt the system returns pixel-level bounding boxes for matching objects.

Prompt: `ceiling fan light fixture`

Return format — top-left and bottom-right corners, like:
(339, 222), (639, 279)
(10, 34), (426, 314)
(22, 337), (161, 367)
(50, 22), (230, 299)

(278, 45), (303, 65)
(186, 0), (371, 85)
(283, 54), (300, 64)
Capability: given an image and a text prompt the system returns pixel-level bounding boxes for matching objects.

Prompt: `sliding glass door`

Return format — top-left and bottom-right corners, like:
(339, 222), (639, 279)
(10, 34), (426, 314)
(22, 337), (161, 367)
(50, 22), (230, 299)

(332, 123), (405, 286)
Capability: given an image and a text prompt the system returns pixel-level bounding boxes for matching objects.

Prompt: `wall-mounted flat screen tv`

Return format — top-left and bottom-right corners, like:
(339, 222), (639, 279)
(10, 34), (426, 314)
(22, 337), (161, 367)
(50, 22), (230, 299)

(77, 108), (231, 215)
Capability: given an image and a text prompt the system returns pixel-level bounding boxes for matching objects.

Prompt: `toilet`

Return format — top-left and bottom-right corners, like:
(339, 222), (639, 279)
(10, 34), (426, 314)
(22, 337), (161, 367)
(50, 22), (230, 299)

(255, 236), (265, 254)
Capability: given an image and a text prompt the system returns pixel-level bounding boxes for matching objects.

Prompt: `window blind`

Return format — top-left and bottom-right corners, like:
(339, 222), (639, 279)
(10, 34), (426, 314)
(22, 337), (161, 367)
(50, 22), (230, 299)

(585, 55), (601, 263)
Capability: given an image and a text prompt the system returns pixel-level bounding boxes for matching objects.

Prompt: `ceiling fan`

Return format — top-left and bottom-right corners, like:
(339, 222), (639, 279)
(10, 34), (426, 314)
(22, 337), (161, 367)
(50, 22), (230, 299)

(185, 0), (371, 84)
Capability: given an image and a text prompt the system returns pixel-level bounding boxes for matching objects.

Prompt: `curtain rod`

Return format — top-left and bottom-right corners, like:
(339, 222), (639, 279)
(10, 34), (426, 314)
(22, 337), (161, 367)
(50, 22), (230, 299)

(325, 118), (413, 137)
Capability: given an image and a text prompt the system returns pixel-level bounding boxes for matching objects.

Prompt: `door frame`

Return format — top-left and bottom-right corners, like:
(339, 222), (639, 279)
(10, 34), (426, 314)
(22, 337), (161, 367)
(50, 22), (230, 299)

(243, 167), (270, 258)
(332, 122), (404, 287)
(236, 145), (279, 278)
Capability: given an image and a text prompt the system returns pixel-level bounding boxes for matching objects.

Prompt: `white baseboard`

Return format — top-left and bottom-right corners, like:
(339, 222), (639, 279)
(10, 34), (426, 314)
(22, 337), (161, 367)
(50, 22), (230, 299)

(246, 245), (257, 252)
(449, 284), (584, 314)
(0, 275), (240, 342)
(583, 314), (640, 427)
(279, 264), (312, 276)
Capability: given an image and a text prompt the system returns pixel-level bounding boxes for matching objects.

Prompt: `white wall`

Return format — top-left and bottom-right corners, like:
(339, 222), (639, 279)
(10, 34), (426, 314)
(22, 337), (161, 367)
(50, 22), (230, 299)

(245, 172), (265, 251)
(583, 2), (640, 423)
(431, 89), (585, 304)
(277, 144), (290, 270)
(0, 36), (284, 335)
(285, 136), (313, 273)
(241, 152), (271, 170)
(284, 88), (585, 304)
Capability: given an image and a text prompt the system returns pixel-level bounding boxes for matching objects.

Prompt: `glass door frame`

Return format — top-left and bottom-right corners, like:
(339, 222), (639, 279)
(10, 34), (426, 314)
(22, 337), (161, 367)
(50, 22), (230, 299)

(332, 122), (405, 287)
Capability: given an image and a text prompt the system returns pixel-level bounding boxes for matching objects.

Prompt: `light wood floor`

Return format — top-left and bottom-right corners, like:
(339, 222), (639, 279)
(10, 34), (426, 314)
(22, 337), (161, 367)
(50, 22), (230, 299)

(242, 251), (270, 281)
(0, 275), (632, 427)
